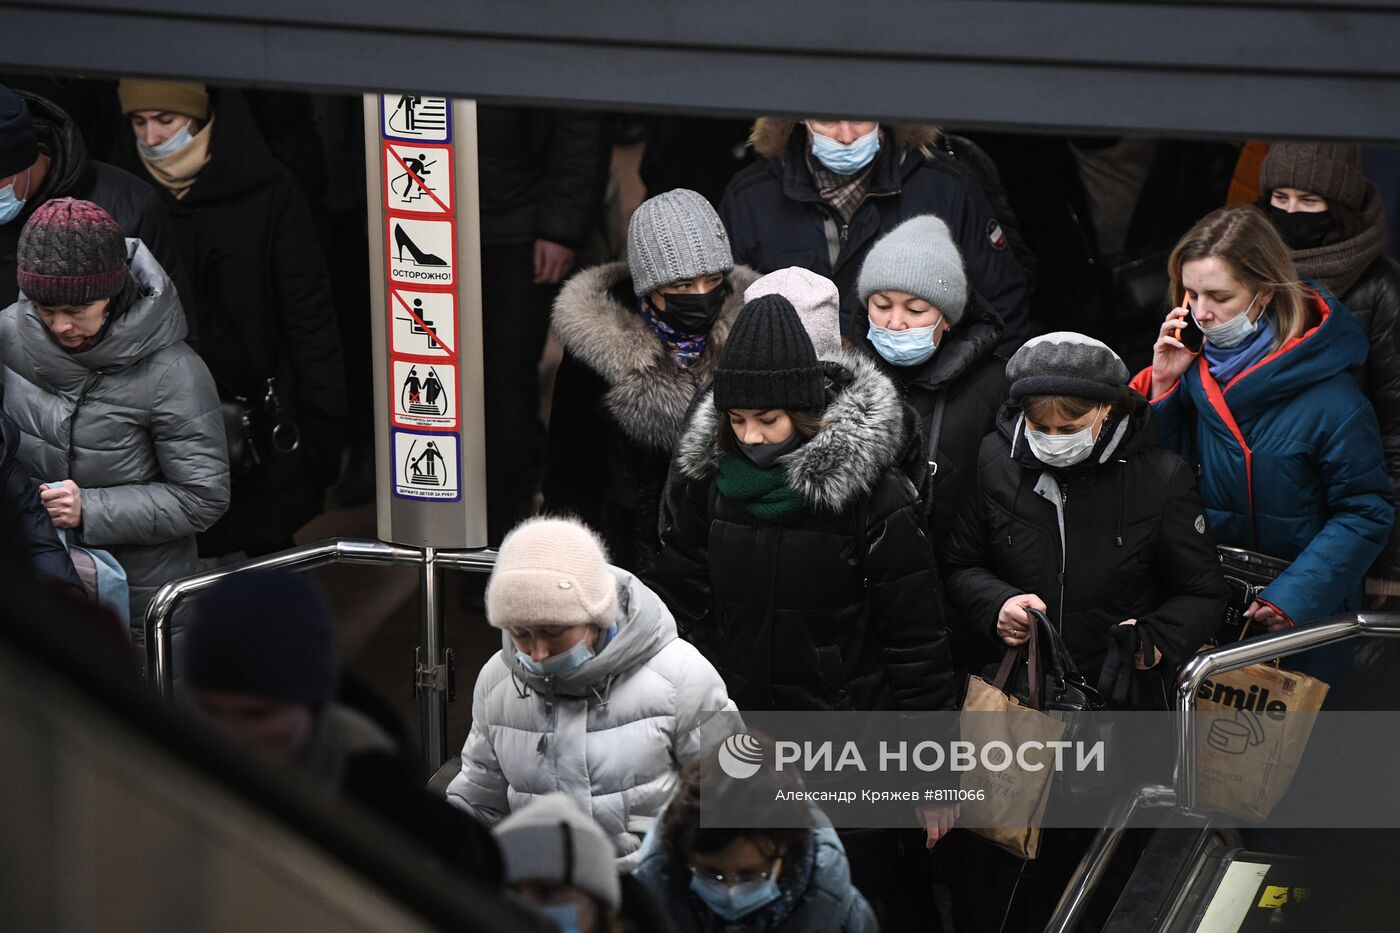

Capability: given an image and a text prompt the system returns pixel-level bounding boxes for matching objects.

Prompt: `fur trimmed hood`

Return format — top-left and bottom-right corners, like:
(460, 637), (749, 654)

(673, 346), (908, 514)
(552, 261), (760, 450)
(749, 118), (942, 161)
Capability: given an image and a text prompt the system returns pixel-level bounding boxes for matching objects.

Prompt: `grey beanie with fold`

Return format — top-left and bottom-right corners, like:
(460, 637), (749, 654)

(492, 793), (621, 909)
(856, 215), (969, 326)
(627, 188), (734, 297)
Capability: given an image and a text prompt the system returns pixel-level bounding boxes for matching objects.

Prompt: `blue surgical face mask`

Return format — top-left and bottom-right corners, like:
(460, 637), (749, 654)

(809, 124), (881, 176)
(1024, 405), (1106, 469)
(0, 168), (30, 225)
(138, 120), (195, 159)
(867, 317), (941, 367)
(689, 872), (783, 921)
(1192, 292), (1261, 350)
(738, 428), (804, 469)
(540, 904), (581, 933)
(515, 634), (595, 678)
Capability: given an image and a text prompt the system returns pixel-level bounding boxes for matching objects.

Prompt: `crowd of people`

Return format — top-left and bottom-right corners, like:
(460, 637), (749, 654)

(3, 74), (1400, 931)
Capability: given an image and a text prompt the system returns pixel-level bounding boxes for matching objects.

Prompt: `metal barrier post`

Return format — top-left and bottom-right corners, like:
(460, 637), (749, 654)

(415, 546), (449, 769)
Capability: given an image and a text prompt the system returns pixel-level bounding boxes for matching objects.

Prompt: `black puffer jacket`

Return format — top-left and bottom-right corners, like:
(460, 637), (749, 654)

(650, 349), (955, 713)
(0, 408), (79, 589)
(1, 92), (188, 314)
(110, 89), (345, 556)
(719, 120), (1029, 353)
(1334, 258), (1400, 581)
(855, 290), (1008, 549)
(942, 400), (1228, 706)
(543, 262), (759, 573)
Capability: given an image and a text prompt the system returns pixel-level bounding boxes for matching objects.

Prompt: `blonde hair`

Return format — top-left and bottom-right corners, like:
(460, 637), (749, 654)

(1167, 204), (1315, 349)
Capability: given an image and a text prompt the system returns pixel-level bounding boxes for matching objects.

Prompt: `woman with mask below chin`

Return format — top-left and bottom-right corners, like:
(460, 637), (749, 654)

(447, 516), (735, 871)
(545, 188), (757, 574)
(632, 755), (877, 933)
(854, 215), (1008, 554)
(1255, 144), (1400, 600)
(1133, 205), (1392, 644)
(944, 332), (1227, 709)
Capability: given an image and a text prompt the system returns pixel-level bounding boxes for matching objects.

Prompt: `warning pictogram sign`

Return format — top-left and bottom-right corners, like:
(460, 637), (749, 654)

(388, 216), (455, 286)
(384, 142), (453, 215)
(393, 430), (460, 501)
(382, 94), (450, 143)
(389, 288), (457, 359)
(392, 360), (457, 430)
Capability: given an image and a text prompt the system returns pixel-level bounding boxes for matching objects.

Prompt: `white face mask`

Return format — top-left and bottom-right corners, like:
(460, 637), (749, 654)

(1193, 292), (1261, 349)
(1025, 405), (1106, 469)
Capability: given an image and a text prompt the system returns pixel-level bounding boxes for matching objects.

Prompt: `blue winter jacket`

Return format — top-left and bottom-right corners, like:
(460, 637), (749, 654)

(1146, 289), (1394, 625)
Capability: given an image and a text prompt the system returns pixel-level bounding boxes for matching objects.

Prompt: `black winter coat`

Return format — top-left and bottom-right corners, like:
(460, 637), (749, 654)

(719, 120), (1029, 353)
(1, 93), (189, 314)
(0, 408), (79, 589)
(855, 290), (1008, 550)
(942, 401), (1228, 706)
(110, 89), (345, 556)
(650, 349), (956, 713)
(543, 262), (758, 574)
(1337, 257), (1400, 580)
(477, 105), (610, 249)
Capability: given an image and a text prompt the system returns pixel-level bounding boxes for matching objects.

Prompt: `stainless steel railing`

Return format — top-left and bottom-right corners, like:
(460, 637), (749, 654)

(142, 537), (498, 772)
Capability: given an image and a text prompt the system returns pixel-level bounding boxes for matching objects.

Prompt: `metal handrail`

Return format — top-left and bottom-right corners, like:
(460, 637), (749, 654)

(1174, 611), (1400, 810)
(143, 537), (499, 773)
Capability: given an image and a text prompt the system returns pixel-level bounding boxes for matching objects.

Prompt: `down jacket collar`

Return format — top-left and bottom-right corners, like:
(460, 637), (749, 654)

(498, 567), (679, 698)
(552, 261), (759, 449)
(673, 347), (908, 514)
(20, 92), (96, 210)
(749, 117), (941, 162)
(14, 240), (186, 390)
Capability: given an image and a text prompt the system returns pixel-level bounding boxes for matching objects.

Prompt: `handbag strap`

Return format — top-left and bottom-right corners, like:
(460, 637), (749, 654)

(990, 608), (1045, 710)
(992, 642), (1023, 695)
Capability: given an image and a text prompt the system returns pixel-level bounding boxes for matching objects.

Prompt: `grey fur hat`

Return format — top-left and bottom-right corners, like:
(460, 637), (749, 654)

(627, 188), (733, 297)
(1006, 331), (1129, 403)
(856, 215), (969, 326)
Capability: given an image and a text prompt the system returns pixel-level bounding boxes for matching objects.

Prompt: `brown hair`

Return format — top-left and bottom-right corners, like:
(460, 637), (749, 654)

(715, 409), (826, 456)
(1167, 204), (1316, 349)
(660, 754), (810, 867)
(1022, 390), (1133, 426)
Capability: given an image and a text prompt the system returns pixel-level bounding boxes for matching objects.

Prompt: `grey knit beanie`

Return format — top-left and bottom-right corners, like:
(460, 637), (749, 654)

(713, 294), (825, 412)
(16, 198), (129, 306)
(1006, 331), (1128, 403)
(744, 266), (842, 358)
(493, 793), (621, 909)
(856, 215), (969, 326)
(1260, 143), (1368, 214)
(627, 188), (733, 297)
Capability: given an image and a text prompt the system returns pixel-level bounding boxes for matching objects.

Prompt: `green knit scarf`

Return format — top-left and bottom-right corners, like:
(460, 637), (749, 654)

(715, 455), (809, 523)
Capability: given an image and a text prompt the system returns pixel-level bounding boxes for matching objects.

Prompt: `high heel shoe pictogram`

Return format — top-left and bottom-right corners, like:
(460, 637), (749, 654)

(394, 223), (447, 266)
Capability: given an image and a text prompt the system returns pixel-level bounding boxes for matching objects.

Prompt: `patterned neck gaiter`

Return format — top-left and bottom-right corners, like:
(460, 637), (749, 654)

(636, 297), (707, 367)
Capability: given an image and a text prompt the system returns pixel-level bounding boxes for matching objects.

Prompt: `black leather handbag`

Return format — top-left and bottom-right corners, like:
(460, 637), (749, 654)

(221, 376), (301, 482)
(1215, 545), (1292, 644)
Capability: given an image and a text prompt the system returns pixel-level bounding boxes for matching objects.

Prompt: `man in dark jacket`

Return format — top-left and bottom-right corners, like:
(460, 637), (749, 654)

(719, 118), (1029, 353)
(0, 85), (188, 313)
(477, 106), (610, 542)
(0, 407), (80, 590)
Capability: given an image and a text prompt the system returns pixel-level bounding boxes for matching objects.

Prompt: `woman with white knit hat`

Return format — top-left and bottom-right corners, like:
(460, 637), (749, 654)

(446, 515), (735, 871)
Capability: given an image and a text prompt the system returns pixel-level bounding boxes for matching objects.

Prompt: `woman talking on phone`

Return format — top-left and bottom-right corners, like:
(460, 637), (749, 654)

(1134, 204), (1393, 637)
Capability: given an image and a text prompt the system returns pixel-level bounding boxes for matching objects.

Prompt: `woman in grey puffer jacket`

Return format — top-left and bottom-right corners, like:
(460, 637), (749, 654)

(1, 199), (228, 635)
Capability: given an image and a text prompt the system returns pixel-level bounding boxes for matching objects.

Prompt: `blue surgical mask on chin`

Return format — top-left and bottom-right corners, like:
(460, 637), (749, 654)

(540, 904), (581, 933)
(139, 120), (195, 159)
(867, 318), (941, 367)
(689, 874), (783, 921)
(1193, 293), (1261, 350)
(0, 168), (30, 225)
(515, 634), (596, 678)
(809, 124), (881, 175)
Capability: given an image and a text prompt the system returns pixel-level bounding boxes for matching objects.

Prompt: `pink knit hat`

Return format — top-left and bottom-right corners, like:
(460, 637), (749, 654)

(486, 517), (618, 630)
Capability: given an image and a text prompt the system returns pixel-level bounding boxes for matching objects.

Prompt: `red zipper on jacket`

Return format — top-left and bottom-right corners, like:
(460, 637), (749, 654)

(1197, 356), (1257, 546)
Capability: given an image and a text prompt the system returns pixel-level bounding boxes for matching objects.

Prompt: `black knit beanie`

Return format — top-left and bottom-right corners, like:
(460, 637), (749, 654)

(16, 198), (129, 306)
(713, 293), (825, 412)
(0, 85), (37, 178)
(182, 569), (339, 705)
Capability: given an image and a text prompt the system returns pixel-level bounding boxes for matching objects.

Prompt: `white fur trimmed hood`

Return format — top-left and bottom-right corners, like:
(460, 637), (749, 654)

(551, 261), (759, 450)
(673, 347), (909, 514)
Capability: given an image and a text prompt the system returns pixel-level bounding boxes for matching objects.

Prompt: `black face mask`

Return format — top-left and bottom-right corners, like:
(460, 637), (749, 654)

(1265, 203), (1336, 251)
(648, 281), (731, 335)
(737, 429), (805, 469)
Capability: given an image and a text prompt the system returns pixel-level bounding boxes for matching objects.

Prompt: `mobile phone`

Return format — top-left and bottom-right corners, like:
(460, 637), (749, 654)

(1179, 294), (1203, 352)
